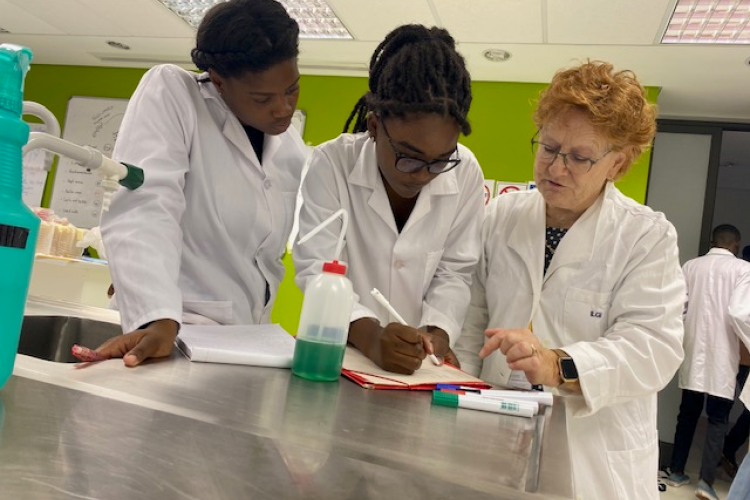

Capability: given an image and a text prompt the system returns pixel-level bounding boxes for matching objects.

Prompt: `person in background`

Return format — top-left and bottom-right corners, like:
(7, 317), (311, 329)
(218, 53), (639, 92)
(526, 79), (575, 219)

(722, 346), (750, 479)
(99, 0), (306, 366)
(721, 250), (750, 500)
(666, 225), (750, 500)
(727, 418), (750, 500)
(456, 61), (685, 500)
(722, 245), (750, 479)
(293, 25), (484, 374)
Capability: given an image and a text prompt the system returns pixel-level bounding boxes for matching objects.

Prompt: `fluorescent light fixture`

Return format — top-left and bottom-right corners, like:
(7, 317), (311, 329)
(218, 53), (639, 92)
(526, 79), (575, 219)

(662, 0), (750, 44)
(157, 0), (352, 39)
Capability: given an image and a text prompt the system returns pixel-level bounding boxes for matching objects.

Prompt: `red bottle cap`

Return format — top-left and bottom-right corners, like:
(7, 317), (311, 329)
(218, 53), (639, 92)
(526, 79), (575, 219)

(322, 260), (347, 275)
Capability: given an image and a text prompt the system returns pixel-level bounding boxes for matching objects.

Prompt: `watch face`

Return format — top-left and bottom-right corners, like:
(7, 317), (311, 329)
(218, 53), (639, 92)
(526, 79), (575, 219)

(560, 358), (578, 381)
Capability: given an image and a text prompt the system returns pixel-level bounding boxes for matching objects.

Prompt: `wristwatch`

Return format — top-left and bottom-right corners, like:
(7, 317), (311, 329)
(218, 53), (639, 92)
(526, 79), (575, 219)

(553, 349), (579, 384)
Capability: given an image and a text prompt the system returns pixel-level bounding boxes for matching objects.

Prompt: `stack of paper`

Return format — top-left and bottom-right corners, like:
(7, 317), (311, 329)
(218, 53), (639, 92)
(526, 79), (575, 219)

(176, 324), (296, 368)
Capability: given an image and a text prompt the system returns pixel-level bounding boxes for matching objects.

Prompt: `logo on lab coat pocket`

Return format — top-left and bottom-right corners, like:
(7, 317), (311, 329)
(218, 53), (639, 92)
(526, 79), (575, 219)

(590, 310), (603, 318)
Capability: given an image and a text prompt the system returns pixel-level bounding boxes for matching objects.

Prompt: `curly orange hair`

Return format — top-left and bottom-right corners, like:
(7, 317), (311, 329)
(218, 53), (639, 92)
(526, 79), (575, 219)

(533, 61), (656, 178)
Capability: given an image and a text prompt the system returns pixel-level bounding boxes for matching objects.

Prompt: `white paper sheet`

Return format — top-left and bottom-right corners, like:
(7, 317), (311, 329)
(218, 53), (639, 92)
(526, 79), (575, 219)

(176, 324), (296, 368)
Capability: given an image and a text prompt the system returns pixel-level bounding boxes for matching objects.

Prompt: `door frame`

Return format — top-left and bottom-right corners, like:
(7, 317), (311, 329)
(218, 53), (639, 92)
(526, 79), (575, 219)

(650, 119), (750, 256)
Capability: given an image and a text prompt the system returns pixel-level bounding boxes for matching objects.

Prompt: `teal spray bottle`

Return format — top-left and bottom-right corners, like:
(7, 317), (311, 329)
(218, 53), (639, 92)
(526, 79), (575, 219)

(0, 44), (38, 389)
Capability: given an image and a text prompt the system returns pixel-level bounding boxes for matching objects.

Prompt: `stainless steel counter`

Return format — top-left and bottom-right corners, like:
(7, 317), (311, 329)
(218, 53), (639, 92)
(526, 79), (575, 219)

(0, 298), (574, 500)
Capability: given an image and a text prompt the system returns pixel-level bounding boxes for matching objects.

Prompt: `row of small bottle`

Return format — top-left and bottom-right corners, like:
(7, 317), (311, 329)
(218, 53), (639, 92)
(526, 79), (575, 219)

(32, 207), (88, 259)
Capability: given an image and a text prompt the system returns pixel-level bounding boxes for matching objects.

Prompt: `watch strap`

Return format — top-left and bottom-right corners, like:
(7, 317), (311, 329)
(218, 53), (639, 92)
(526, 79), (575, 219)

(553, 348), (579, 383)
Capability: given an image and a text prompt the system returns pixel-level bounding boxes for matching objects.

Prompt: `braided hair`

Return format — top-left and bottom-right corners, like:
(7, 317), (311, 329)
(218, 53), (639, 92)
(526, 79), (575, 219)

(191, 0), (299, 78)
(343, 25), (472, 135)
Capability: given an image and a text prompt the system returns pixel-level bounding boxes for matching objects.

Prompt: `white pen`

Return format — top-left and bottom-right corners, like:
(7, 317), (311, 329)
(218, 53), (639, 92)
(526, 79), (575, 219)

(370, 288), (442, 366)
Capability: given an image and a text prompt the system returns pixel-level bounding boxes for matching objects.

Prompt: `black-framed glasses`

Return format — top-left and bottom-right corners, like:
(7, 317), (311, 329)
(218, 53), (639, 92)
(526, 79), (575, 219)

(530, 133), (611, 175)
(380, 118), (461, 175)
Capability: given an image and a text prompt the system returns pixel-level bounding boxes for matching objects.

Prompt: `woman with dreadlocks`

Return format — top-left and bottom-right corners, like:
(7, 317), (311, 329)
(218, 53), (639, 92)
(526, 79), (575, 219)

(293, 24), (484, 375)
(99, 0), (306, 367)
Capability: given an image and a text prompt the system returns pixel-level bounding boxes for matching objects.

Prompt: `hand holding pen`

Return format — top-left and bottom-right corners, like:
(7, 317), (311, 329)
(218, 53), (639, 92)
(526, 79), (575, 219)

(370, 288), (444, 367)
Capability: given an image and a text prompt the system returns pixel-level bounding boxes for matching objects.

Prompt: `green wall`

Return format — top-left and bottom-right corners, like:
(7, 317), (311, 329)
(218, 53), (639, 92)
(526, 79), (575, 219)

(24, 64), (658, 334)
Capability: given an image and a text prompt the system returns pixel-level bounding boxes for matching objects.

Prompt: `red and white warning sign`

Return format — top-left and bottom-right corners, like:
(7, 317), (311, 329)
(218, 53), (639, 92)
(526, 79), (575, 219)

(496, 182), (528, 196)
(483, 180), (496, 206)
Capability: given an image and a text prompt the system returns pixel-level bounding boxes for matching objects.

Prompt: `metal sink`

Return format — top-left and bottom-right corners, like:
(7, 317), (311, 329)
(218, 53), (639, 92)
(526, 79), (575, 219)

(18, 315), (122, 363)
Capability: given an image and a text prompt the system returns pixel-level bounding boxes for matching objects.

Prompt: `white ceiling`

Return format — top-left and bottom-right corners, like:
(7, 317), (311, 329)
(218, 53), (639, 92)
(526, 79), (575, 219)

(1, 0), (749, 122)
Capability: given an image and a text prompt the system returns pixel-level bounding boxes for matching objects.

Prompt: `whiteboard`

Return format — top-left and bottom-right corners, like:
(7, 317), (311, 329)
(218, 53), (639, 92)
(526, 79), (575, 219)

(49, 98), (306, 229)
(22, 123), (50, 208)
(49, 97), (129, 229)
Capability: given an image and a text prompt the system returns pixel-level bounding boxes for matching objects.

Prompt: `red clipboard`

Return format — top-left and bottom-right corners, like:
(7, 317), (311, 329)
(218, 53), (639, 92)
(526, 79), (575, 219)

(341, 346), (491, 390)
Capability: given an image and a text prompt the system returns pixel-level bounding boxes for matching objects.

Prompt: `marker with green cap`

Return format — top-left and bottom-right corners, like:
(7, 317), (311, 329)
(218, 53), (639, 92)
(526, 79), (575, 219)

(431, 390), (536, 418)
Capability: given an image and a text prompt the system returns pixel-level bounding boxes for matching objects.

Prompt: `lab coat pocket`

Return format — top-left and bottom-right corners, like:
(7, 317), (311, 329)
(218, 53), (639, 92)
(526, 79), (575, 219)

(183, 300), (234, 325)
(423, 249), (444, 289)
(563, 288), (611, 343)
(605, 438), (658, 500)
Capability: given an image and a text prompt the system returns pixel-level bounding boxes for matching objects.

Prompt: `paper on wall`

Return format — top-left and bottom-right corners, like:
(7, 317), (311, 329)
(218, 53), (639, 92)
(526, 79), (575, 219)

(22, 123), (49, 207)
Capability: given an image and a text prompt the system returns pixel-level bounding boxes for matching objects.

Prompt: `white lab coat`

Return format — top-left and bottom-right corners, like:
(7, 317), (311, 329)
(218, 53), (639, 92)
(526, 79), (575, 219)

(293, 133), (484, 343)
(102, 65), (306, 333)
(729, 267), (750, 410)
(456, 183), (685, 500)
(680, 248), (750, 399)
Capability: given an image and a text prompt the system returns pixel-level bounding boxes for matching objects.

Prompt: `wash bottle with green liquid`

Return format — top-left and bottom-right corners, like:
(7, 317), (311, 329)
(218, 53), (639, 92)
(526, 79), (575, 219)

(292, 209), (354, 382)
(0, 44), (38, 390)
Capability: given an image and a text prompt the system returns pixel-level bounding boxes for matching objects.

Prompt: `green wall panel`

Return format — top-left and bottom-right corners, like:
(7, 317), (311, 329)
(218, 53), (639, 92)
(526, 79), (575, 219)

(24, 64), (658, 334)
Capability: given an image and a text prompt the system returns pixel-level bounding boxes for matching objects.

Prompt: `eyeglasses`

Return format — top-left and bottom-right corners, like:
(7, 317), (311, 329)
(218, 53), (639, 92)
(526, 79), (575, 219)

(379, 118), (461, 175)
(531, 134), (611, 175)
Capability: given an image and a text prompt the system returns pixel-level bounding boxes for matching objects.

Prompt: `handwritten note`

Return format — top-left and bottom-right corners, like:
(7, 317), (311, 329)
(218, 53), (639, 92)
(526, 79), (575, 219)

(22, 124), (49, 208)
(49, 97), (129, 228)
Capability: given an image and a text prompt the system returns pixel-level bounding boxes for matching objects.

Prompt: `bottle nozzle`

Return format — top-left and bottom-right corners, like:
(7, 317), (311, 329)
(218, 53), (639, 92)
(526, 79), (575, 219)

(298, 208), (349, 263)
(0, 44), (33, 117)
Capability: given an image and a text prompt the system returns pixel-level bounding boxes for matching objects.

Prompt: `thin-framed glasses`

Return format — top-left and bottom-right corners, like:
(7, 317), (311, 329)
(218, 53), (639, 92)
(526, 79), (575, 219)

(530, 133), (611, 175)
(380, 118), (461, 175)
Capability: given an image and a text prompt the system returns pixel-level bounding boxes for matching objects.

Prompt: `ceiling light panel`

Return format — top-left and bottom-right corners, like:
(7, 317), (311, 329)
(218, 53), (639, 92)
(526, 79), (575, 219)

(157, 0), (352, 39)
(662, 0), (750, 44)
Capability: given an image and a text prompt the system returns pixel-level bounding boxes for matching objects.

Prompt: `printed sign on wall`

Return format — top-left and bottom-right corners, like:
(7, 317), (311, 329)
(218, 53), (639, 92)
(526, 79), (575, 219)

(49, 97), (129, 228)
(496, 182), (528, 196)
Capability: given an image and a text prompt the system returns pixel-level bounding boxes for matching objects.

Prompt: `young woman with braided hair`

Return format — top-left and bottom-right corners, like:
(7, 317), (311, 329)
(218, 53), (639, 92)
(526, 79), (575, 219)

(294, 24), (484, 375)
(99, 0), (307, 366)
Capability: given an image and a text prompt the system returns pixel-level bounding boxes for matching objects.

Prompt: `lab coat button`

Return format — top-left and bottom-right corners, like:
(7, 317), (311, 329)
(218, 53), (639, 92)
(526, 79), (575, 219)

(394, 261), (405, 269)
(263, 180), (272, 189)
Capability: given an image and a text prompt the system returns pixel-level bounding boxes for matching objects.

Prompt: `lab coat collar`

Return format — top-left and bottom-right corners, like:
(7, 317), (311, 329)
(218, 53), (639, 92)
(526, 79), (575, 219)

(197, 72), (218, 101)
(507, 189), (546, 308)
(543, 182), (609, 278)
(348, 135), (460, 234)
(707, 247), (736, 257)
(197, 72), (264, 171)
(506, 181), (611, 304)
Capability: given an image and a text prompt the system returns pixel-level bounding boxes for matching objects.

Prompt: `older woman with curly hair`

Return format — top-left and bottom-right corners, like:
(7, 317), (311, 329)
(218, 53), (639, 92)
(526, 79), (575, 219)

(455, 61), (685, 500)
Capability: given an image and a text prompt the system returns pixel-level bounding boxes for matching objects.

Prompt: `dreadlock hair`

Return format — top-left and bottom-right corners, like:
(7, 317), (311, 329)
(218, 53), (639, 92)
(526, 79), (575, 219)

(343, 24), (472, 135)
(191, 0), (299, 79)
